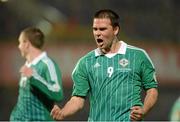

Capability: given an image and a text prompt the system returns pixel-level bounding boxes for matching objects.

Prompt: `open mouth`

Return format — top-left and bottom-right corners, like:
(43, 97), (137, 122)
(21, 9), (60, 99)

(96, 39), (104, 47)
(97, 39), (103, 43)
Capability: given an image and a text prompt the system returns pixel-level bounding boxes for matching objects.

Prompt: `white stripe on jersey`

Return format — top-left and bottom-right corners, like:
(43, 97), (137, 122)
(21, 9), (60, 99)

(127, 45), (155, 68)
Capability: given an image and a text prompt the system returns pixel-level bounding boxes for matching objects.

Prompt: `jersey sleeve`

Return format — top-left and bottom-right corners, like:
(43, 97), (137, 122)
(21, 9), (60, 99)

(71, 57), (90, 97)
(141, 51), (158, 90)
(29, 59), (63, 102)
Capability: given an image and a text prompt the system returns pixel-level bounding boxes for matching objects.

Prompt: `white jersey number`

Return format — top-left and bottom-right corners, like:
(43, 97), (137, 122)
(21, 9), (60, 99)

(107, 67), (114, 77)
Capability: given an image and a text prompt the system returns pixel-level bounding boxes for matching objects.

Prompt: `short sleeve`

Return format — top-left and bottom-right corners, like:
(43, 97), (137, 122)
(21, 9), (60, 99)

(141, 51), (158, 90)
(71, 58), (90, 97)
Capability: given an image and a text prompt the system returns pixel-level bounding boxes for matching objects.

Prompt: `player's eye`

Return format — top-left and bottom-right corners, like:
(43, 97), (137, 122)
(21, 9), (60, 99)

(93, 27), (97, 31)
(99, 28), (106, 31)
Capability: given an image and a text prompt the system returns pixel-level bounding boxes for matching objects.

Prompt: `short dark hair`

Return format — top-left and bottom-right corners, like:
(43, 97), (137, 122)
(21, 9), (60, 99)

(94, 9), (120, 28)
(21, 27), (44, 49)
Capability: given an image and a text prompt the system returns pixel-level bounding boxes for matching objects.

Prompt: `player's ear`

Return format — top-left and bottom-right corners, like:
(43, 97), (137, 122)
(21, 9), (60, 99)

(114, 26), (119, 35)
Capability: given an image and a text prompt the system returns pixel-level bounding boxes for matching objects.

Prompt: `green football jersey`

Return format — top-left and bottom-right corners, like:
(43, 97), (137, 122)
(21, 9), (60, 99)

(10, 52), (63, 121)
(72, 41), (158, 121)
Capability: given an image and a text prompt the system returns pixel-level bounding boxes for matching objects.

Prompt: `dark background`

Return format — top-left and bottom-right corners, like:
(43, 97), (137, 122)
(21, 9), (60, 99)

(0, 0), (180, 120)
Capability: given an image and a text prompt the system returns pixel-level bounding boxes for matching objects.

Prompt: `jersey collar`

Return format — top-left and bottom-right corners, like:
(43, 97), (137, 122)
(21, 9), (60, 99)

(95, 41), (127, 57)
(25, 51), (47, 67)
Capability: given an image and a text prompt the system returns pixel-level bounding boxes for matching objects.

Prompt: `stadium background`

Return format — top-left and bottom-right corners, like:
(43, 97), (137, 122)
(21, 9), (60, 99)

(0, 0), (179, 120)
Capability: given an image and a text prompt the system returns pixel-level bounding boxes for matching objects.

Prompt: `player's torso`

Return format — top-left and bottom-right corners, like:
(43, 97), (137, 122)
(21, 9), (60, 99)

(15, 62), (51, 120)
(86, 50), (143, 121)
(87, 51), (142, 96)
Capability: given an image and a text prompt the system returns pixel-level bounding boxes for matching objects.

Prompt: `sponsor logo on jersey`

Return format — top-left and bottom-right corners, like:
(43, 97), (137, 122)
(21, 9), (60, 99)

(94, 62), (100, 68)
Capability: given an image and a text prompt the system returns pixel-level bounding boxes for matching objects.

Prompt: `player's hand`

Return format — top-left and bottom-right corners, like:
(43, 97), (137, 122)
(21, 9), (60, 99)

(130, 106), (144, 121)
(51, 105), (64, 120)
(20, 65), (33, 78)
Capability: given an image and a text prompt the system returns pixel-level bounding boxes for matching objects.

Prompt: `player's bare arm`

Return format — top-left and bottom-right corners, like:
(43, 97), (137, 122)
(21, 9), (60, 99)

(51, 96), (85, 120)
(50, 105), (63, 120)
(143, 88), (158, 114)
(130, 106), (144, 121)
(130, 88), (158, 120)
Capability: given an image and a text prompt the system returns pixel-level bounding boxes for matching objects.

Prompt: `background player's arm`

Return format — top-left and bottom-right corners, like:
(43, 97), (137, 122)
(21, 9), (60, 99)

(51, 96), (85, 120)
(30, 67), (63, 101)
(20, 64), (63, 101)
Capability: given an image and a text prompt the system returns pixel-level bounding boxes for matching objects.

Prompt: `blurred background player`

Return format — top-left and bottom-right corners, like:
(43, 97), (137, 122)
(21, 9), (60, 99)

(170, 96), (180, 121)
(10, 27), (63, 121)
(51, 9), (158, 121)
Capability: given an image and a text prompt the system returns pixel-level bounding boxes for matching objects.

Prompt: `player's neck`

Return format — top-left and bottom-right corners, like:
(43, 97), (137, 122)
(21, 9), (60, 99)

(26, 49), (43, 63)
(105, 37), (120, 54)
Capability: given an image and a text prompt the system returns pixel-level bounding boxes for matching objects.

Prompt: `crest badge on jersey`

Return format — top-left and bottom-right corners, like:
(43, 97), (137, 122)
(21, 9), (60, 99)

(119, 58), (129, 67)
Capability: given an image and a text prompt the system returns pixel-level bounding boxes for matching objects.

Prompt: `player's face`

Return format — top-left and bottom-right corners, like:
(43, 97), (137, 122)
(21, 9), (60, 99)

(93, 18), (118, 53)
(18, 33), (29, 58)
